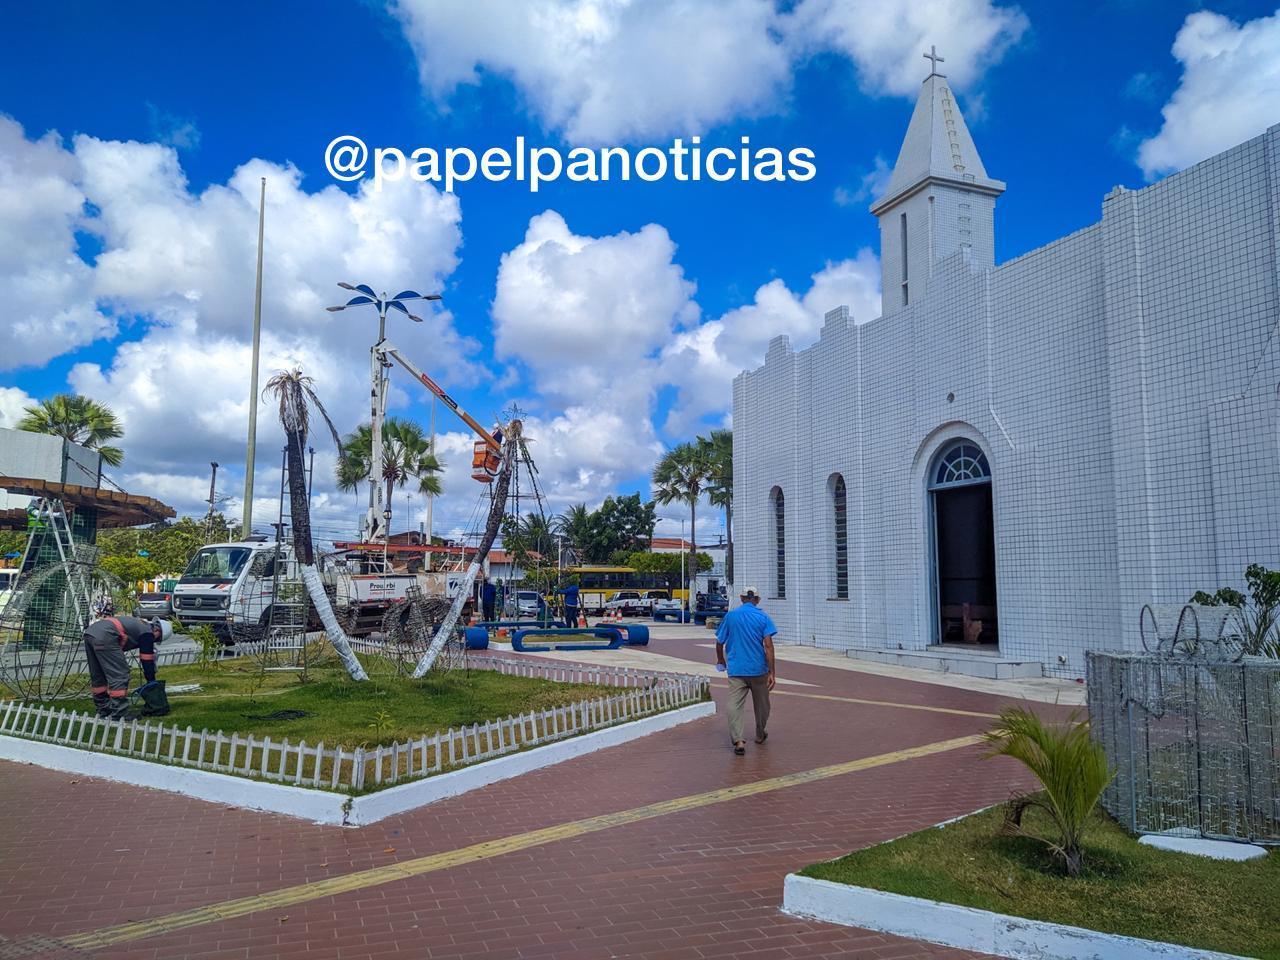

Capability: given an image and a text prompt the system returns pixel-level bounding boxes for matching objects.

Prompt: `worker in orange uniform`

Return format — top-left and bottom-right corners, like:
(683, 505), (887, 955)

(84, 615), (172, 719)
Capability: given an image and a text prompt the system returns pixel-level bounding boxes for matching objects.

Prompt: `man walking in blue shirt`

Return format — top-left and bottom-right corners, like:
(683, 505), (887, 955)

(715, 586), (777, 756)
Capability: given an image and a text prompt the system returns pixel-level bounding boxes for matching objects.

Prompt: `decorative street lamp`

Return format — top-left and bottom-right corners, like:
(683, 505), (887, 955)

(326, 284), (442, 546)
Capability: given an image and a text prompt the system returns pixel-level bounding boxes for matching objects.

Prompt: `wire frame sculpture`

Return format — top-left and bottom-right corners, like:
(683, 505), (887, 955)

(0, 544), (119, 701)
(372, 586), (467, 677)
(223, 546), (314, 674)
(1088, 603), (1279, 846)
(1139, 602), (1247, 662)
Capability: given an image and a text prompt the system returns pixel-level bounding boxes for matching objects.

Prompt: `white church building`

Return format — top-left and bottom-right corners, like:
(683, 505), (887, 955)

(732, 62), (1280, 680)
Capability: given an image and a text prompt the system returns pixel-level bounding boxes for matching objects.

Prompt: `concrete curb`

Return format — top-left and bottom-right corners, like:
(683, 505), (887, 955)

(0, 701), (716, 827)
(782, 874), (1249, 960)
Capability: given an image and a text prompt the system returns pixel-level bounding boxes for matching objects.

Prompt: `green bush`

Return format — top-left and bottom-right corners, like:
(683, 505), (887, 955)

(1192, 563), (1280, 657)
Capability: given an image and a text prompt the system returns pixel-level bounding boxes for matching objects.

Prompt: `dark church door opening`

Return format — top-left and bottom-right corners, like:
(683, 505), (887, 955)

(929, 442), (998, 648)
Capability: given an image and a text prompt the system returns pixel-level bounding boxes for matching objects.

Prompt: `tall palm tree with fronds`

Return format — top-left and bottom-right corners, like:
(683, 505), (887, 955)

(18, 393), (125, 467)
(702, 429), (733, 588)
(652, 441), (712, 611)
(263, 369), (368, 682)
(335, 417), (444, 518)
(555, 503), (592, 563)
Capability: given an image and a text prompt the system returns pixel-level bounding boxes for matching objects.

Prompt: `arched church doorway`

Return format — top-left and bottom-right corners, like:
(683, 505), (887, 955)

(929, 441), (998, 648)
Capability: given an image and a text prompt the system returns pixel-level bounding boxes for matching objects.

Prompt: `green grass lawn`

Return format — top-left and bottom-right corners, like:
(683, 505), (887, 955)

(12, 657), (615, 750)
(802, 801), (1279, 959)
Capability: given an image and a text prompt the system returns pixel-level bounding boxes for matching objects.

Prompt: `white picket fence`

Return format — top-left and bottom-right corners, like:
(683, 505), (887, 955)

(0, 654), (708, 793)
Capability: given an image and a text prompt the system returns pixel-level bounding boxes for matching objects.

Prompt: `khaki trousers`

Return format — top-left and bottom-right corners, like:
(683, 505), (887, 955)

(727, 675), (771, 744)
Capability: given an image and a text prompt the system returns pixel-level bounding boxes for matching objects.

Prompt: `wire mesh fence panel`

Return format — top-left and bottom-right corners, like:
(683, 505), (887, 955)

(1088, 650), (1280, 845)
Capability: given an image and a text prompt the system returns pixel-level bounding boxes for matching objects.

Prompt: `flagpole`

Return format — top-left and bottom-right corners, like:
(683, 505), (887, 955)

(242, 176), (266, 536)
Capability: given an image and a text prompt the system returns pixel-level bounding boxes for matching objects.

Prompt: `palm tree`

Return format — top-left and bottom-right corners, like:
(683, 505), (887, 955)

(652, 441), (712, 612)
(702, 429), (733, 588)
(18, 393), (125, 467)
(555, 503), (592, 563)
(983, 707), (1114, 876)
(335, 418), (444, 519)
(263, 369), (368, 682)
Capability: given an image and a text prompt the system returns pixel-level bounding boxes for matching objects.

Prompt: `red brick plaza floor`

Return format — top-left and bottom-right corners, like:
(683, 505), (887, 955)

(0, 633), (1059, 960)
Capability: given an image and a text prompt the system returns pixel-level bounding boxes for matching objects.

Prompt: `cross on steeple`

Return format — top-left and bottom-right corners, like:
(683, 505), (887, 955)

(923, 45), (946, 79)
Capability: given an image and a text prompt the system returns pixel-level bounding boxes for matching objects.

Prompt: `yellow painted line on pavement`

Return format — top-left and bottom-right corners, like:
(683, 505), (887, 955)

(60, 733), (983, 952)
(707, 678), (999, 720)
(771, 688), (1000, 720)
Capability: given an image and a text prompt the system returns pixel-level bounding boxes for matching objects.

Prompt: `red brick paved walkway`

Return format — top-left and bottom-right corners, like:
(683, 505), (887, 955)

(0, 634), (1058, 960)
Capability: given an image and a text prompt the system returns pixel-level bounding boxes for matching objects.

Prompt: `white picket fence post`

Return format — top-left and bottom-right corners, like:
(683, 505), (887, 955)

(0, 654), (701, 792)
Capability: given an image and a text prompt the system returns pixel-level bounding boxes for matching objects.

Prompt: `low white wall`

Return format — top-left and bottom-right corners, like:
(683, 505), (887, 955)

(349, 700), (715, 825)
(0, 736), (342, 822)
(783, 875), (1247, 960)
(0, 701), (715, 827)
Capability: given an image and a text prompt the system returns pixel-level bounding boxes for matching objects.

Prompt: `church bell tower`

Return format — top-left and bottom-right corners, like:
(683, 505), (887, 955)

(870, 47), (1005, 316)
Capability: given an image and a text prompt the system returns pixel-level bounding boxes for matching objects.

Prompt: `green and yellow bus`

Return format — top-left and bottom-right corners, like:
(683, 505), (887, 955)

(568, 565), (689, 615)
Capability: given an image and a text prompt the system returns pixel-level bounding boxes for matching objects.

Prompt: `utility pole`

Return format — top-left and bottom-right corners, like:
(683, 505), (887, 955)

(323, 284), (442, 546)
(204, 461), (219, 542)
(425, 394), (435, 545)
(242, 177), (266, 536)
(365, 296), (390, 545)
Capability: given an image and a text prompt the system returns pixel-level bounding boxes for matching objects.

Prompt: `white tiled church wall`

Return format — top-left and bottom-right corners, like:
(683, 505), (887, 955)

(733, 123), (1280, 679)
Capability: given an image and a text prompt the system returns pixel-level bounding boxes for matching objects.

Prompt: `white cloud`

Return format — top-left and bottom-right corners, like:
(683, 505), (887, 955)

(389, 0), (1026, 142)
(787, 0), (1027, 97)
(491, 210), (694, 505)
(659, 249), (881, 431)
(0, 386), (35, 428)
(1137, 10), (1280, 178)
(834, 153), (890, 207)
(391, 0), (793, 143)
(74, 137), (470, 366)
(0, 118), (480, 534)
(0, 116), (116, 368)
(493, 210), (698, 391)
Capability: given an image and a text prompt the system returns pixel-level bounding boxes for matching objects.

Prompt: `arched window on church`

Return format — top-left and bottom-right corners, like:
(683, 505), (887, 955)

(830, 474), (848, 600)
(770, 486), (786, 599)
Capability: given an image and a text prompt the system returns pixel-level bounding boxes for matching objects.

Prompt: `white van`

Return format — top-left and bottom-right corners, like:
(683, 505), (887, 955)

(171, 539), (278, 639)
(172, 539), (425, 641)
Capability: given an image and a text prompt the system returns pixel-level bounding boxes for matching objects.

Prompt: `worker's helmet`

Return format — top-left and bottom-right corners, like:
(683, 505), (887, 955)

(151, 618), (174, 643)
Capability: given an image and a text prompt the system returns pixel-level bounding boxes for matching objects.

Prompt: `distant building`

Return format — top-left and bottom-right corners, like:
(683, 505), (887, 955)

(733, 63), (1280, 679)
(0, 428), (101, 513)
(648, 536), (727, 597)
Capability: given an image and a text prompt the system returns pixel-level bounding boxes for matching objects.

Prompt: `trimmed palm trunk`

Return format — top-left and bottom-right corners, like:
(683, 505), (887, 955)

(724, 499), (733, 588)
(285, 428), (369, 681)
(412, 429), (515, 677)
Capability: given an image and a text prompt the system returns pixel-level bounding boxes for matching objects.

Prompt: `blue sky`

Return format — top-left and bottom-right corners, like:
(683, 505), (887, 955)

(3, 0), (1279, 543)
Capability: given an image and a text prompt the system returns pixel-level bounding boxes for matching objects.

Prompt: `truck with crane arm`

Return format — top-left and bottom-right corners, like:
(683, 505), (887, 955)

(175, 285), (514, 644)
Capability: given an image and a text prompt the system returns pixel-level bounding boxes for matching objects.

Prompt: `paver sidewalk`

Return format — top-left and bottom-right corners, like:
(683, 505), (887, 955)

(0, 633), (1043, 960)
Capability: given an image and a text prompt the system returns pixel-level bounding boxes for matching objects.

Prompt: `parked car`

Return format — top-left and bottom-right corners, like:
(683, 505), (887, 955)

(698, 592), (728, 613)
(604, 590), (647, 616)
(504, 590), (543, 619)
(652, 595), (683, 613)
(641, 589), (670, 611)
(134, 590), (173, 618)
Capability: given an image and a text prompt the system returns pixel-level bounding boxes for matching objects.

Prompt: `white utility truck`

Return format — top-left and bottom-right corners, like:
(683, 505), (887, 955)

(172, 537), (463, 642)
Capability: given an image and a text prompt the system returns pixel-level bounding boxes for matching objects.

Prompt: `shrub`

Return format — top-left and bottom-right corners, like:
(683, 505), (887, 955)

(1192, 563), (1280, 658)
(983, 707), (1114, 877)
